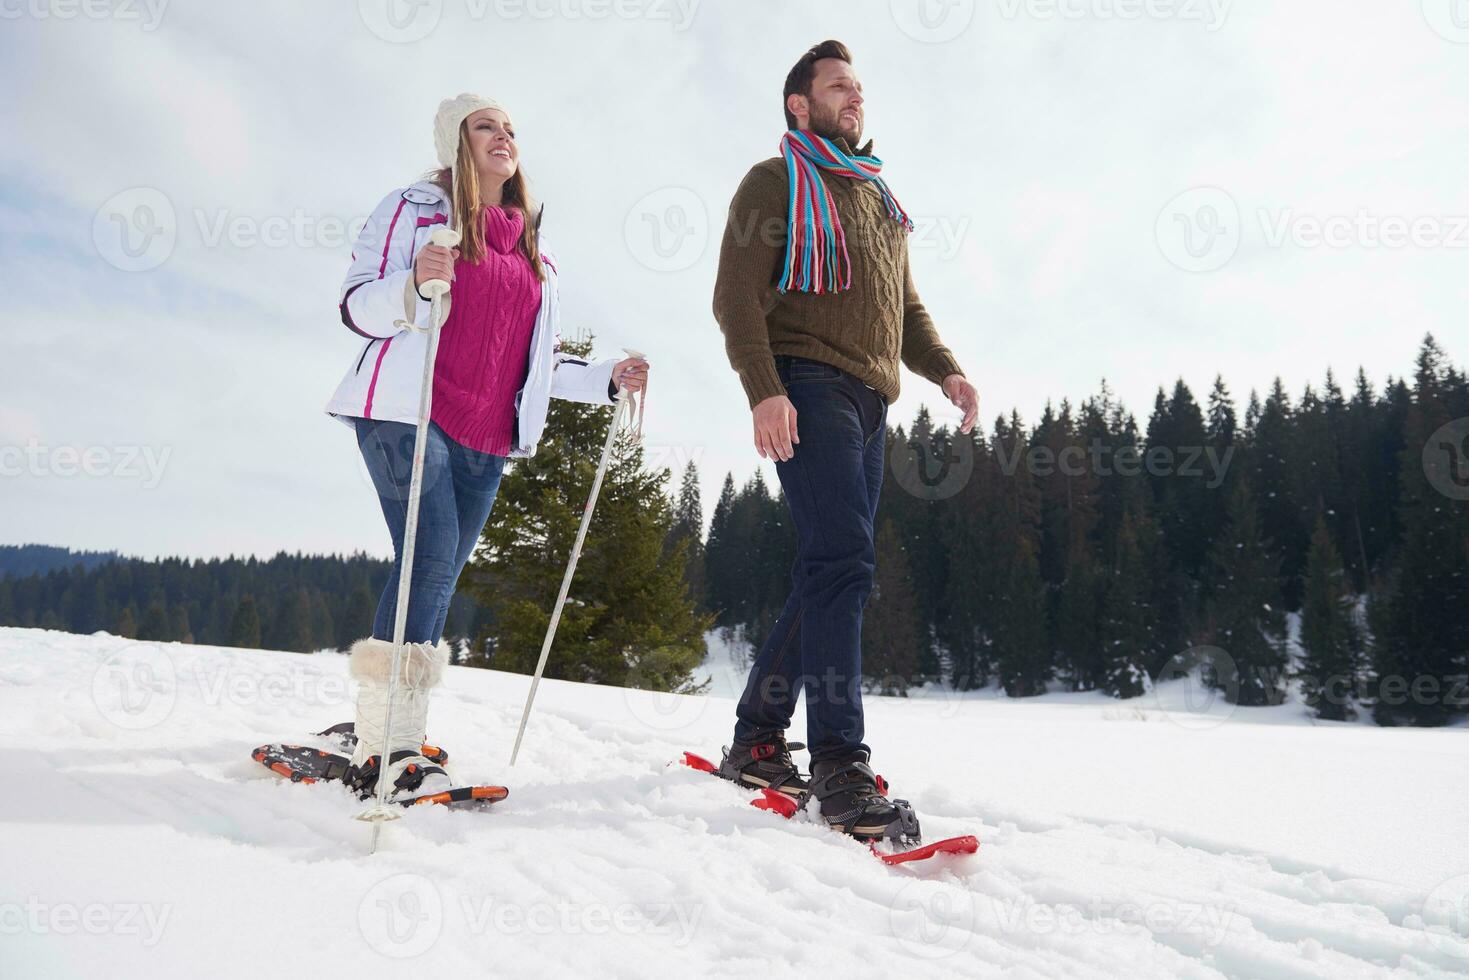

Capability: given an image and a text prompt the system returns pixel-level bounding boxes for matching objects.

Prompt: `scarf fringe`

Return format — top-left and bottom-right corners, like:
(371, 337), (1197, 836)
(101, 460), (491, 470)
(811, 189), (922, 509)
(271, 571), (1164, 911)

(777, 130), (913, 295)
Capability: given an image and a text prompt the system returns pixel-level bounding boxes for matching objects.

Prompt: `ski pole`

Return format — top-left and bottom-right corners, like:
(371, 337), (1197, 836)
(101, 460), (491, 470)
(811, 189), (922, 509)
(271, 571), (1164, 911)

(355, 225), (461, 852)
(509, 348), (645, 766)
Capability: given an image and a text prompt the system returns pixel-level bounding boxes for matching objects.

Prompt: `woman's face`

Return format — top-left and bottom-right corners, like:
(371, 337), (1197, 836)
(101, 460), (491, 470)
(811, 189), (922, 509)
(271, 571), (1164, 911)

(464, 108), (517, 183)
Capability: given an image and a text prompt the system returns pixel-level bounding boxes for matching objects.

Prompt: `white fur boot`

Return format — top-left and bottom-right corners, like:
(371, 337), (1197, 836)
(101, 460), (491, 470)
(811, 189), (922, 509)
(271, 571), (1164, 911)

(346, 637), (454, 801)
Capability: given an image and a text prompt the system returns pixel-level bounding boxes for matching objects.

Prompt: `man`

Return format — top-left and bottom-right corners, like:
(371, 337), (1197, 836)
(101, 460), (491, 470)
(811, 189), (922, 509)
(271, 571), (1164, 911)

(712, 39), (979, 840)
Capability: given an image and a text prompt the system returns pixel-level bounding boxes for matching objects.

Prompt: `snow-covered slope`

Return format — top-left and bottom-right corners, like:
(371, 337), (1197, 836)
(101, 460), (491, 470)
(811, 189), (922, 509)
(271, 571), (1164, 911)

(2, 627), (1466, 979)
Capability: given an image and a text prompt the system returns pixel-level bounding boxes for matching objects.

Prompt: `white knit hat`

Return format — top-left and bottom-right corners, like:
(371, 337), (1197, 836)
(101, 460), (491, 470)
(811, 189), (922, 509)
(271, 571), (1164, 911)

(434, 93), (510, 169)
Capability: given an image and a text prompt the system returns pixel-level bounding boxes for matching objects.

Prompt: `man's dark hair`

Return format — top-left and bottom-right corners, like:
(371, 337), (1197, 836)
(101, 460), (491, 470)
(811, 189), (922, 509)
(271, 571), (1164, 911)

(783, 39), (853, 130)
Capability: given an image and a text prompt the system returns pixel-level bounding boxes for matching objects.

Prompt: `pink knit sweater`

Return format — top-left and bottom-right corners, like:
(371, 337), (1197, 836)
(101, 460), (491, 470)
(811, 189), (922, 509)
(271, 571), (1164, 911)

(430, 206), (542, 456)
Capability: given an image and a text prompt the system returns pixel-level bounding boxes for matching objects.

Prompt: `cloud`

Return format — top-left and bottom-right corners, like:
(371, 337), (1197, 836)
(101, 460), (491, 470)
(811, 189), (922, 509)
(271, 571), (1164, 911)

(2, 0), (1466, 556)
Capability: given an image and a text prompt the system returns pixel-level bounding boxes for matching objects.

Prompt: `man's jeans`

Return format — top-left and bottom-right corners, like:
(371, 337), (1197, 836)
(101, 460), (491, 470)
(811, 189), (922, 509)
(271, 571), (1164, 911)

(733, 355), (888, 763)
(355, 418), (506, 645)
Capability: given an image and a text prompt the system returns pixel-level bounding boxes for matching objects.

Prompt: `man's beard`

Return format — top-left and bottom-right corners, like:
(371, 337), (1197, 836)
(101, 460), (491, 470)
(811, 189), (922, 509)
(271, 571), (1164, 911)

(807, 101), (860, 145)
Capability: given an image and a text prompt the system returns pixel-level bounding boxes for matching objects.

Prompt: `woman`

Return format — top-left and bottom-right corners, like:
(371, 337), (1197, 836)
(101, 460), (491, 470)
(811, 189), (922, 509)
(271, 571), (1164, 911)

(324, 93), (649, 804)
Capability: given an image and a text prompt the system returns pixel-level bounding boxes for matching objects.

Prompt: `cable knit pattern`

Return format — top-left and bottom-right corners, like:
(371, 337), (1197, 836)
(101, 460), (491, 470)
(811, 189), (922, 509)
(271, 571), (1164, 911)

(431, 206), (542, 455)
(713, 138), (964, 408)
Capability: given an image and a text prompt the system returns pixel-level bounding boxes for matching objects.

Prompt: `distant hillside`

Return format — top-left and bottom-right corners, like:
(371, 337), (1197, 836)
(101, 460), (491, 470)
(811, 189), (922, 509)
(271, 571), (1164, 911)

(0, 545), (122, 580)
(0, 549), (488, 654)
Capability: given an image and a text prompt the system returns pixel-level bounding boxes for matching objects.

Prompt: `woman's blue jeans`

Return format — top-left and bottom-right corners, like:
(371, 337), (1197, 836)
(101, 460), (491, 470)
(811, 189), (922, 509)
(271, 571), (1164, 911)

(354, 418), (506, 645)
(733, 355), (888, 763)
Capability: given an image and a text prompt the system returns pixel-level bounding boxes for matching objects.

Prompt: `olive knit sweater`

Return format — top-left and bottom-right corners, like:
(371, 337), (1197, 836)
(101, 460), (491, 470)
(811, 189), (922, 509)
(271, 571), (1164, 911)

(712, 137), (964, 409)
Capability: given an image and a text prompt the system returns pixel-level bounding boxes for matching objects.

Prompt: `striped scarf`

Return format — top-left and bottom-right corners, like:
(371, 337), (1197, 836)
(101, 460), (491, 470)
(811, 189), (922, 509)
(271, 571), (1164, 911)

(776, 130), (913, 294)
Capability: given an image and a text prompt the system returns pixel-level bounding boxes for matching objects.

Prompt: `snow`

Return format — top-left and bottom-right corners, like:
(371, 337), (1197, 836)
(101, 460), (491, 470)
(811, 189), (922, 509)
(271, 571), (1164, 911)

(2, 627), (1468, 979)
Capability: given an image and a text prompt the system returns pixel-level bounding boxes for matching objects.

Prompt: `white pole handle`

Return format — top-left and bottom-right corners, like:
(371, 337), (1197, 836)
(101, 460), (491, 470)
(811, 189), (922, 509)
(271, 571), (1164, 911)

(355, 226), (462, 848)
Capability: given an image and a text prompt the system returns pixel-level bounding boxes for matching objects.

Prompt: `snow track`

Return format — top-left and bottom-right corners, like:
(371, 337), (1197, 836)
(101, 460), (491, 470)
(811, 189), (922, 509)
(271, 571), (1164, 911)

(1, 628), (1466, 978)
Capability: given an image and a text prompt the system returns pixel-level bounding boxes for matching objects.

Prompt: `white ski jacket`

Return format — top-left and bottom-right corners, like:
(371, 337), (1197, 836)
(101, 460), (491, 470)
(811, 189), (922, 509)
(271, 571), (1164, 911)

(324, 180), (618, 458)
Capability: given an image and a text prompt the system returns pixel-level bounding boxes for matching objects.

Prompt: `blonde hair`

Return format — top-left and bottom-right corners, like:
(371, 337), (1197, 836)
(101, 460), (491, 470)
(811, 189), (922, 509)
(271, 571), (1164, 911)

(427, 118), (544, 279)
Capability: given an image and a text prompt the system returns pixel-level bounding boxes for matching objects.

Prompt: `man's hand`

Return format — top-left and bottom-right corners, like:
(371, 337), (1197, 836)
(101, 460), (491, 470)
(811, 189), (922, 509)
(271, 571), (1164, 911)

(752, 395), (799, 461)
(943, 374), (979, 434)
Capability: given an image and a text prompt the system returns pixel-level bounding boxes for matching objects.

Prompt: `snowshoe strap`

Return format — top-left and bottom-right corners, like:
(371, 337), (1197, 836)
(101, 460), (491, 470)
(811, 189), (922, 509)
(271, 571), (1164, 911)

(810, 760), (890, 827)
(344, 750), (447, 798)
(391, 754), (447, 793)
(316, 722), (449, 765)
(811, 760), (883, 802)
(883, 799), (922, 846)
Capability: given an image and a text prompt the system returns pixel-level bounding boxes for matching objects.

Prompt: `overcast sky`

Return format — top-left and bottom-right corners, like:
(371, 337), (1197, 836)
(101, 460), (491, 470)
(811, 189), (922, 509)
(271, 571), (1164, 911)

(2, 0), (1467, 560)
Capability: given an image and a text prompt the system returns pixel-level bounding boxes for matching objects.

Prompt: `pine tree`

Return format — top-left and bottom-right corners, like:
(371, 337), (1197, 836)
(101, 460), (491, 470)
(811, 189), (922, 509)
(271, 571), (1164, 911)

(722, 471), (794, 641)
(1035, 400), (1103, 689)
(1098, 511), (1160, 697)
(138, 601), (170, 642)
(1206, 479), (1288, 706)
(1251, 379), (1309, 607)
(1297, 513), (1360, 720)
(703, 473), (739, 627)
(230, 594), (262, 649)
(115, 604), (138, 639)
(939, 428), (993, 691)
(1204, 374), (1239, 543)
(339, 585), (377, 651)
(1056, 547), (1103, 690)
(1146, 380), (1213, 581)
(271, 588), (314, 652)
(1368, 335), (1469, 726)
(309, 591), (334, 651)
(863, 520), (921, 694)
(667, 461), (708, 610)
(169, 604), (194, 645)
(882, 411), (957, 678)
(465, 336), (711, 691)
(990, 413), (1051, 697)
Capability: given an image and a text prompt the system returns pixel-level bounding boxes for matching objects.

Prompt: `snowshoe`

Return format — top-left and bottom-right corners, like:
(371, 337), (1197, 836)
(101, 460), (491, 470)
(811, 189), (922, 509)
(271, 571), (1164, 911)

(252, 726), (505, 811)
(716, 731), (810, 801)
(810, 751), (921, 846)
(316, 721), (449, 767)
